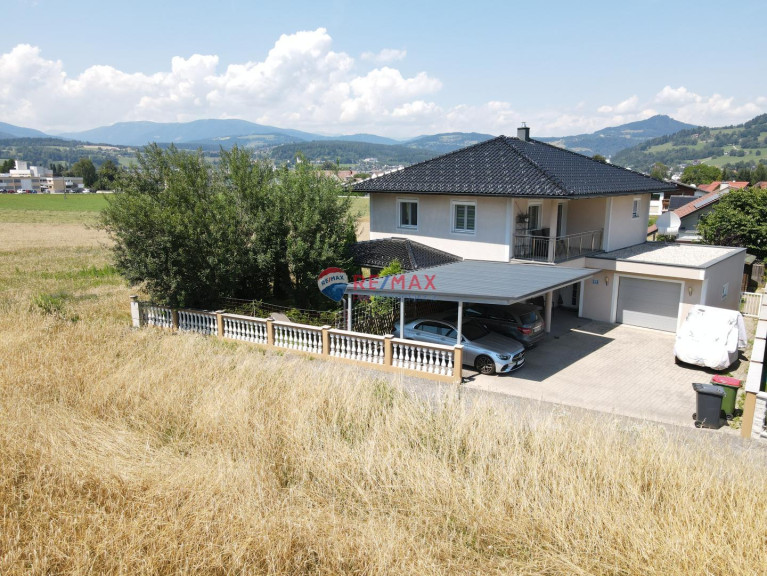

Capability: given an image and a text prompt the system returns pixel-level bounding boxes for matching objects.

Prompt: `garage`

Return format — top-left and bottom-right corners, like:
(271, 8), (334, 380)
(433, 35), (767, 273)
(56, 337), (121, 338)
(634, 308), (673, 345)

(616, 276), (681, 332)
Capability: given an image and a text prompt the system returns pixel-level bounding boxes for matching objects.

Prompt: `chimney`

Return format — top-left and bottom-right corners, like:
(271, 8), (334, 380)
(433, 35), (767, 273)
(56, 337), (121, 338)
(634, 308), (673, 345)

(517, 123), (530, 141)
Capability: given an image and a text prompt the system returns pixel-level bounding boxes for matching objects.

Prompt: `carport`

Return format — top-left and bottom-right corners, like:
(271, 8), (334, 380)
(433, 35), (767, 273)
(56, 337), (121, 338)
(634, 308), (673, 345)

(344, 260), (596, 343)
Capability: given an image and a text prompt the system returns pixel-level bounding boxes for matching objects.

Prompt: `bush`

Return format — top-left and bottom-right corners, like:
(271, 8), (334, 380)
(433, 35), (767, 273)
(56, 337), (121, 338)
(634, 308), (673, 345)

(101, 146), (357, 309)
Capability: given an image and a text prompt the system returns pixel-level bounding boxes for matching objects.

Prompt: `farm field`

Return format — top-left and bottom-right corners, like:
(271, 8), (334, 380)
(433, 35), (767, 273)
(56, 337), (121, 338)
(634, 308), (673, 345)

(1, 207), (767, 575)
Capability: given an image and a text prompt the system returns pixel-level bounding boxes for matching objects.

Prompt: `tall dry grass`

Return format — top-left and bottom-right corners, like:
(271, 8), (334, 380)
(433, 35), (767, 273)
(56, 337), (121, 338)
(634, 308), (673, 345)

(2, 223), (767, 575)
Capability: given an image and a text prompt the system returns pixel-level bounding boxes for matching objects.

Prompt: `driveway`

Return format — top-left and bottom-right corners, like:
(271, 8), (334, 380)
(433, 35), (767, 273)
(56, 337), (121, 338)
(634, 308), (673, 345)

(462, 310), (731, 427)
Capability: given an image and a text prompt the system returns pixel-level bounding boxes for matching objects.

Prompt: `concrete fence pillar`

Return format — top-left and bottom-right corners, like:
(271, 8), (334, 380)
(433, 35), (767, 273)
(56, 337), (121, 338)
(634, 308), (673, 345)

(384, 334), (393, 366)
(321, 325), (331, 355)
(171, 309), (179, 331)
(215, 311), (225, 338)
(130, 295), (142, 327)
(266, 318), (275, 346)
(453, 345), (464, 384)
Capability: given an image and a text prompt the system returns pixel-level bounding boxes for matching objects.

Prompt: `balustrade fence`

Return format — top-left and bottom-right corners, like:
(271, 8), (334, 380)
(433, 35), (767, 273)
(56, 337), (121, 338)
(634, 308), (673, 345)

(130, 296), (461, 384)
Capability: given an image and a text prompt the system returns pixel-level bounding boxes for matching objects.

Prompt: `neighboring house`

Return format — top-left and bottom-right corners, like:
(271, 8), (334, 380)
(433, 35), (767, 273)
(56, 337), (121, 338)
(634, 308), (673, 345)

(754, 181), (767, 189)
(697, 180), (749, 194)
(650, 181), (699, 215)
(353, 127), (746, 333)
(647, 188), (727, 242)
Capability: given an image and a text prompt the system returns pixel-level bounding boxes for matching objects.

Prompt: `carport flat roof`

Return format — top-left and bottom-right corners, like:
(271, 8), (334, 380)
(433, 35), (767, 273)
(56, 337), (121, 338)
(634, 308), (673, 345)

(345, 260), (596, 305)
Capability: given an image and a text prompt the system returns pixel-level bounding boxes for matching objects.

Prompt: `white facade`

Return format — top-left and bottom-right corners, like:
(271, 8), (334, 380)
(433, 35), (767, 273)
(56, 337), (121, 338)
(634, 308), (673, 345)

(368, 191), (745, 332)
(370, 192), (651, 260)
(0, 161), (83, 193)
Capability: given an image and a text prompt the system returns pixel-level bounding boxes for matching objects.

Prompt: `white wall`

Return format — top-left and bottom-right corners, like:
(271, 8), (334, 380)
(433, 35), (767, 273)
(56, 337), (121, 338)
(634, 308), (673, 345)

(604, 194), (651, 252)
(369, 194), (511, 261)
(702, 250), (747, 310)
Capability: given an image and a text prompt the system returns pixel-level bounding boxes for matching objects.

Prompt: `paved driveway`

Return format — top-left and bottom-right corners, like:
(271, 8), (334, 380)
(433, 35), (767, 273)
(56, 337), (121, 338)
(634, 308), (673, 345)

(462, 311), (730, 427)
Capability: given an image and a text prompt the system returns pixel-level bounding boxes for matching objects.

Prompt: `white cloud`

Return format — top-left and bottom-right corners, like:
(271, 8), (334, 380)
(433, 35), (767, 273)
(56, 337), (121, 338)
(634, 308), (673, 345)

(360, 48), (407, 63)
(1, 35), (765, 139)
(0, 30), (439, 135)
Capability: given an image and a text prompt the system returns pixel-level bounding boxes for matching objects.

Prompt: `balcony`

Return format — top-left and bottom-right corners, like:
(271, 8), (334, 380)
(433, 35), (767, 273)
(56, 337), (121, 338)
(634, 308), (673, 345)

(513, 229), (603, 263)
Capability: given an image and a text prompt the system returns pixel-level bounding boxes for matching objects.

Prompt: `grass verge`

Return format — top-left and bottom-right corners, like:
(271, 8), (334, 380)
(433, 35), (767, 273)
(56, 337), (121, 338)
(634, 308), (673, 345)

(1, 217), (766, 575)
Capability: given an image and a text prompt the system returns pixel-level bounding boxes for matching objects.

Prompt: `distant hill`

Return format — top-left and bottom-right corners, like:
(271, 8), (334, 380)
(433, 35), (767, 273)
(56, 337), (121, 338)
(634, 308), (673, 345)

(0, 137), (135, 168)
(59, 119), (323, 147)
(612, 114), (767, 173)
(538, 115), (697, 157)
(405, 132), (495, 154)
(59, 120), (404, 149)
(0, 122), (50, 139)
(265, 140), (436, 166)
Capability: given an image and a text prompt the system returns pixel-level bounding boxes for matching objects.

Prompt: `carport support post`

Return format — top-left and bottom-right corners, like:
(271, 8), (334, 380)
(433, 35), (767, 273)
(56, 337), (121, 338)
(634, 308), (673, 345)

(544, 291), (553, 334)
(456, 301), (464, 344)
(399, 298), (405, 337)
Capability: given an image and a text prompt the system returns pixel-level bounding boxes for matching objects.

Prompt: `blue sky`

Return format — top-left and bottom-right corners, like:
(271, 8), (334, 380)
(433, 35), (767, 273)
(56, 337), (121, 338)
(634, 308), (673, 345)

(1, 0), (764, 137)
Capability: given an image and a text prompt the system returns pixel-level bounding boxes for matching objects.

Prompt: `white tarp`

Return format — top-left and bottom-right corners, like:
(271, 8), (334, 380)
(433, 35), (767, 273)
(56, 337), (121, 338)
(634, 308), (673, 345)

(674, 305), (748, 370)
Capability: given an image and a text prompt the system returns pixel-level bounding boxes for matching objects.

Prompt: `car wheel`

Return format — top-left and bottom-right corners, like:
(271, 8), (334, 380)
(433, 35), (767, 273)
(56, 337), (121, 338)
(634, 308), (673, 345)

(474, 355), (495, 375)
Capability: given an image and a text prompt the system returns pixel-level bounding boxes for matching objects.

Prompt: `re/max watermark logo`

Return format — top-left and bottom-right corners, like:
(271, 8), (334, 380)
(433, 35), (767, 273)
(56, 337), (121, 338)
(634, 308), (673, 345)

(352, 273), (436, 291)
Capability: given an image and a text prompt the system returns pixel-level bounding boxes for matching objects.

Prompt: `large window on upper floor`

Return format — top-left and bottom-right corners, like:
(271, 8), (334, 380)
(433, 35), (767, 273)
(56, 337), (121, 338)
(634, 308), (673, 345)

(452, 201), (476, 234)
(397, 199), (418, 229)
(632, 197), (640, 219)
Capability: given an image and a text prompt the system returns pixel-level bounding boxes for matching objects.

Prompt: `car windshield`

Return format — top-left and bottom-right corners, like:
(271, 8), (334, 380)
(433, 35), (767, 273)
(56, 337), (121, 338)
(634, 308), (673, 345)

(462, 320), (490, 340)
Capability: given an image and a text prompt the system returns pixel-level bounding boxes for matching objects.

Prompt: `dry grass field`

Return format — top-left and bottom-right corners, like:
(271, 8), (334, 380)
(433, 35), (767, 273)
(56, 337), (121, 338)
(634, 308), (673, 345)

(2, 208), (767, 575)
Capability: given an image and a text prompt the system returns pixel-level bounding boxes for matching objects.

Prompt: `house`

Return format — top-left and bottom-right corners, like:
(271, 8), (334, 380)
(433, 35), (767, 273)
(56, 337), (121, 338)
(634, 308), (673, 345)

(352, 127), (746, 333)
(697, 180), (749, 194)
(650, 181), (699, 215)
(0, 160), (84, 193)
(647, 187), (727, 242)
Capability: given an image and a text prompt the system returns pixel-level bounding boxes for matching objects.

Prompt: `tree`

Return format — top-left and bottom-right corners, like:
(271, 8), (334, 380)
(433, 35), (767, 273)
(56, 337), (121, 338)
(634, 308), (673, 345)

(650, 162), (669, 180)
(95, 159), (120, 190)
(593, 154), (607, 163)
(752, 162), (767, 183)
(680, 164), (722, 185)
(100, 145), (356, 309)
(68, 157), (98, 187)
(698, 187), (767, 259)
(0, 158), (15, 173)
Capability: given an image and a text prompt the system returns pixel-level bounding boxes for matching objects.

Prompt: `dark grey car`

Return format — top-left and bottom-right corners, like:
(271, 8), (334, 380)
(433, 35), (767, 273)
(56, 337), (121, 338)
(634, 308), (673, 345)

(463, 303), (545, 348)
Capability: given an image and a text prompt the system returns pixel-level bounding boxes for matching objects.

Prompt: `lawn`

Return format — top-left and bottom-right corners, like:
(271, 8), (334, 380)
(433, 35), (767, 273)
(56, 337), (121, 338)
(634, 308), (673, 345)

(0, 194), (109, 224)
(2, 210), (767, 575)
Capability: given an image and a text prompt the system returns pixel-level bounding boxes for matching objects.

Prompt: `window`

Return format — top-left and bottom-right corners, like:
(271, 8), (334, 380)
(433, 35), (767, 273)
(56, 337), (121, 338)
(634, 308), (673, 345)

(453, 202), (476, 233)
(527, 203), (541, 230)
(398, 199), (418, 228)
(722, 283), (729, 300)
(632, 198), (640, 219)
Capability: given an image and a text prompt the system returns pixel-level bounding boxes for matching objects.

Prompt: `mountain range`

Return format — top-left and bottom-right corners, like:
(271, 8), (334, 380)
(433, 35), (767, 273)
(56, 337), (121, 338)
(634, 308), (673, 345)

(536, 115), (698, 157)
(0, 115), (710, 167)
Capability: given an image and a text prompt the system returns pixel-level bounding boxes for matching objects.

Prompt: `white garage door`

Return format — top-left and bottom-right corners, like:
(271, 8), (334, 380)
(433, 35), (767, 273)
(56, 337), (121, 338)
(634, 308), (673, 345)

(616, 277), (681, 332)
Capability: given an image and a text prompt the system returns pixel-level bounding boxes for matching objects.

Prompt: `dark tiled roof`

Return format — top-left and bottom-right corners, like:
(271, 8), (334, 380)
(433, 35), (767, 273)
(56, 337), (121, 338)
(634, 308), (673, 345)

(668, 195), (697, 211)
(350, 238), (461, 271)
(353, 136), (675, 197)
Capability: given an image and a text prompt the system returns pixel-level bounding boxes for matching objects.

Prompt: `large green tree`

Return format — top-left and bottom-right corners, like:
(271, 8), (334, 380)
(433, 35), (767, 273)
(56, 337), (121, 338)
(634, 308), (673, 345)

(68, 157), (98, 187)
(0, 158), (15, 172)
(680, 164), (722, 185)
(95, 159), (120, 190)
(650, 162), (669, 181)
(698, 187), (767, 259)
(100, 145), (356, 309)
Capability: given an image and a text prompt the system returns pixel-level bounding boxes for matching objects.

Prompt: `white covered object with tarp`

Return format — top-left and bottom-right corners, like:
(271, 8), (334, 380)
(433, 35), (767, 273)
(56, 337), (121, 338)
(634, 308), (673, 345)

(674, 305), (748, 370)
